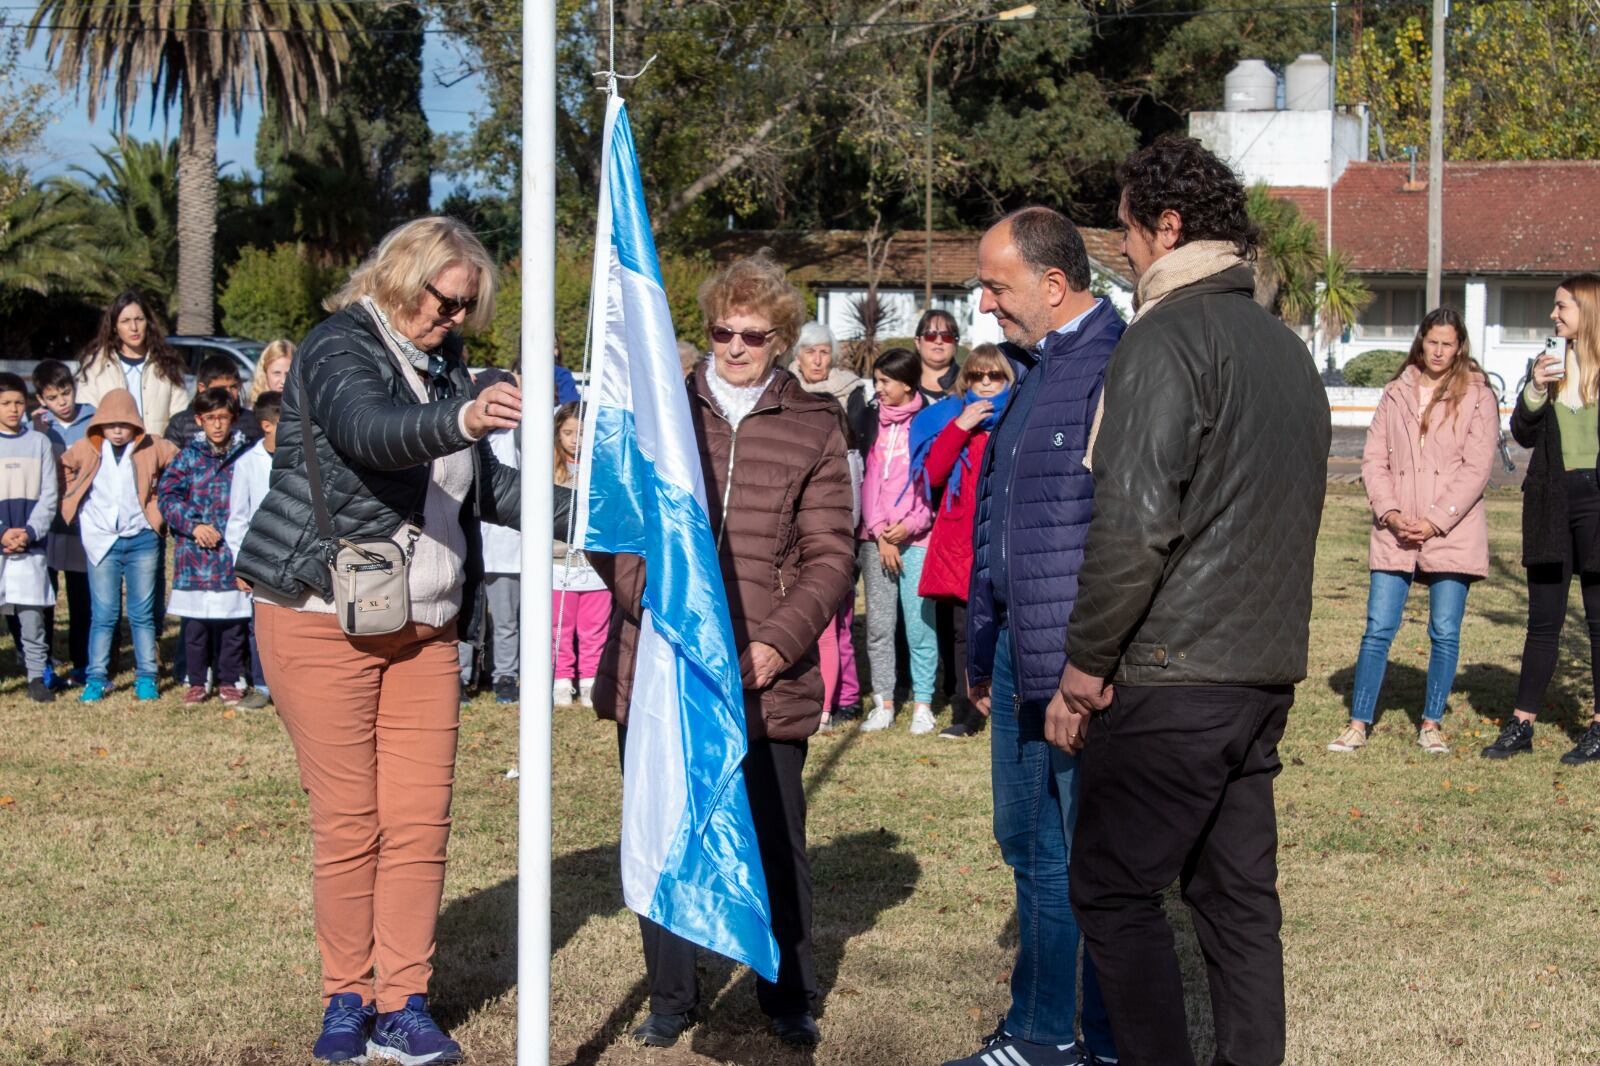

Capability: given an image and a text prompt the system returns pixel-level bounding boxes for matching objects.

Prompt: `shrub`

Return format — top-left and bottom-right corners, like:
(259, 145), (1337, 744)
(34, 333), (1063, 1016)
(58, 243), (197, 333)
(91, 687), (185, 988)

(218, 243), (345, 343)
(1341, 348), (1408, 387)
(478, 247), (720, 370)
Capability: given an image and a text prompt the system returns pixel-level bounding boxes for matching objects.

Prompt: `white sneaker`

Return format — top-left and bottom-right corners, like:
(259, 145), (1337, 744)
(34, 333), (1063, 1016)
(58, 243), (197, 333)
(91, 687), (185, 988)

(859, 698), (895, 733)
(909, 703), (937, 735)
(553, 678), (574, 705)
(578, 677), (595, 708)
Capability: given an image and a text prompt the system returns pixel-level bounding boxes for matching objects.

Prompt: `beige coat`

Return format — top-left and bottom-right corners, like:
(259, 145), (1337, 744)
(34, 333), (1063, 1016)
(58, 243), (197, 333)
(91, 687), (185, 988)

(1362, 365), (1498, 578)
(75, 351), (190, 438)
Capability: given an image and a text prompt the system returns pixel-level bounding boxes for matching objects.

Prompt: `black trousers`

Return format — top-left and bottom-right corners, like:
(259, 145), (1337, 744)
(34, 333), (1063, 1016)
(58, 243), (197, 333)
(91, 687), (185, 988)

(1070, 684), (1293, 1066)
(619, 727), (815, 1018)
(183, 618), (248, 688)
(1517, 469), (1600, 714)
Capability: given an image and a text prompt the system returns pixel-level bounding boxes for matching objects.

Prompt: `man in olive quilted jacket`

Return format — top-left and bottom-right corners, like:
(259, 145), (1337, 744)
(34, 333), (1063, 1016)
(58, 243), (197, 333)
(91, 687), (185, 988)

(1057, 136), (1331, 1066)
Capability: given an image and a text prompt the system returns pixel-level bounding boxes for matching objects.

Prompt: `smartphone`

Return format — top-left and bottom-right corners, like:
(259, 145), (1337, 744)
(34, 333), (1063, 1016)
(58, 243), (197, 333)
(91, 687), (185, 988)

(1545, 336), (1567, 380)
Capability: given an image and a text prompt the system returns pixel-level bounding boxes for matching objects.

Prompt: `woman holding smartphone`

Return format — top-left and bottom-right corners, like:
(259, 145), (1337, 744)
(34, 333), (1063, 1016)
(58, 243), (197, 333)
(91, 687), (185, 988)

(1328, 308), (1498, 755)
(1490, 273), (1600, 763)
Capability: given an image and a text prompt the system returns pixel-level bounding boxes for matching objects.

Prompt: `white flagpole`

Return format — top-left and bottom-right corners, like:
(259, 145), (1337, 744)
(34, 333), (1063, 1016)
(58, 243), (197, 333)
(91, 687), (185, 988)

(518, 0), (556, 1060)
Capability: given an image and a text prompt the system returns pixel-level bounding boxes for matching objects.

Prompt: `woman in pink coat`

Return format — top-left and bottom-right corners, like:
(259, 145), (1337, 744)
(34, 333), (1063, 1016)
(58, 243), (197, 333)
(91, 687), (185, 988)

(1329, 308), (1499, 755)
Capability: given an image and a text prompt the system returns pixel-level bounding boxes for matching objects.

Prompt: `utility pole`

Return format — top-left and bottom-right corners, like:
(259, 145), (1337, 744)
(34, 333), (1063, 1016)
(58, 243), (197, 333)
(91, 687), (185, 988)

(1427, 0), (1446, 309)
(924, 4), (1036, 310)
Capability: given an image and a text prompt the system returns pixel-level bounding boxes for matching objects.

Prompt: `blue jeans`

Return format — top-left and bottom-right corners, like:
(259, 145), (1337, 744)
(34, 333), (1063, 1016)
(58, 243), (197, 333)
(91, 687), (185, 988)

(990, 627), (1114, 1055)
(1351, 570), (1470, 724)
(86, 530), (160, 684)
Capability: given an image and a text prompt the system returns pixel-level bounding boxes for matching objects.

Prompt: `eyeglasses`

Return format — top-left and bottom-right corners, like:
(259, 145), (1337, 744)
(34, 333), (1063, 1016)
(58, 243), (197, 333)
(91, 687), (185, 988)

(196, 412), (235, 426)
(709, 325), (779, 348)
(921, 330), (958, 344)
(424, 282), (479, 318)
(964, 370), (1008, 384)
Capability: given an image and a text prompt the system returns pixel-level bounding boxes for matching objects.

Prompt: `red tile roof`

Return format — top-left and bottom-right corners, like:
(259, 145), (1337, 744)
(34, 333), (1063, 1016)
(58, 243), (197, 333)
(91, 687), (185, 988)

(709, 228), (1132, 289)
(1273, 161), (1600, 274)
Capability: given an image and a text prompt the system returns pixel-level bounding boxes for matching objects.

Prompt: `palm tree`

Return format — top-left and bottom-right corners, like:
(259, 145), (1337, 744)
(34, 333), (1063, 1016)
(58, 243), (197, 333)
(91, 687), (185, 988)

(0, 183), (113, 300)
(71, 137), (180, 309)
(28, 0), (360, 333)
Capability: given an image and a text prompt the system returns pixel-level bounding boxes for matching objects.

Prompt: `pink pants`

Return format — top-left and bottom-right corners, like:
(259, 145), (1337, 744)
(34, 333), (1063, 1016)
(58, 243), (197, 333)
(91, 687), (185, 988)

(553, 588), (611, 681)
(834, 601), (859, 710)
(818, 619), (840, 714)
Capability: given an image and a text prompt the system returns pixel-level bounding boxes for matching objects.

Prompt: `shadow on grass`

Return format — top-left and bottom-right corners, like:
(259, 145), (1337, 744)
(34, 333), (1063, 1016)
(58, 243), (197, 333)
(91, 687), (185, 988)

(1328, 659), (1592, 738)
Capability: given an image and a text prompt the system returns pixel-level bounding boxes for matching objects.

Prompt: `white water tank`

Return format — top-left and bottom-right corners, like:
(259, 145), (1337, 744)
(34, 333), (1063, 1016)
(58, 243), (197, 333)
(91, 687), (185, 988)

(1224, 59), (1278, 111)
(1285, 53), (1332, 111)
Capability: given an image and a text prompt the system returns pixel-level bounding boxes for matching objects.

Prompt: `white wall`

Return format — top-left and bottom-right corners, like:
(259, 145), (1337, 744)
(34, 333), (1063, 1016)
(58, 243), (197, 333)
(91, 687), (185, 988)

(1190, 108), (1367, 188)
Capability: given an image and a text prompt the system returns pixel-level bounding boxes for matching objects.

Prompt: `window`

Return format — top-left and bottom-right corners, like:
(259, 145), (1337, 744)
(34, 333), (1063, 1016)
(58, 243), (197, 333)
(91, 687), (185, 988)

(1498, 285), (1553, 342)
(1356, 282), (1466, 340)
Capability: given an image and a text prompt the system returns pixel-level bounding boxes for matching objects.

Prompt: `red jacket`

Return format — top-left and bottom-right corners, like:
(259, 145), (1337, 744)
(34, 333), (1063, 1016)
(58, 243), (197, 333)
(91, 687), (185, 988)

(917, 420), (989, 601)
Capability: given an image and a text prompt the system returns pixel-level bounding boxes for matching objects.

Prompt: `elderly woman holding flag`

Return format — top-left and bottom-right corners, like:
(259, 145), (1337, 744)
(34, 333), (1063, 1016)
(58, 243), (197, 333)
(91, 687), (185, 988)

(591, 251), (855, 1050)
(235, 216), (522, 1066)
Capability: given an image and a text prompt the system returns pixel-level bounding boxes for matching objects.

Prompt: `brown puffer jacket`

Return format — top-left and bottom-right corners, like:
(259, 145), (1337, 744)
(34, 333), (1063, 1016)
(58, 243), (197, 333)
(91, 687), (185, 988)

(591, 364), (855, 740)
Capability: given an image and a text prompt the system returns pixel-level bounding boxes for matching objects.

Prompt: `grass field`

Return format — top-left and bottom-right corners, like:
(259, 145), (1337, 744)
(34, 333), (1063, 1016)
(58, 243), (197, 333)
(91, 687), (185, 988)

(3, 485), (1599, 1065)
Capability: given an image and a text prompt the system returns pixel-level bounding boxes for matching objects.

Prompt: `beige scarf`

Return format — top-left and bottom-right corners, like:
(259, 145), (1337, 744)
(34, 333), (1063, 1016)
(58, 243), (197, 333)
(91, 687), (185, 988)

(1083, 240), (1247, 470)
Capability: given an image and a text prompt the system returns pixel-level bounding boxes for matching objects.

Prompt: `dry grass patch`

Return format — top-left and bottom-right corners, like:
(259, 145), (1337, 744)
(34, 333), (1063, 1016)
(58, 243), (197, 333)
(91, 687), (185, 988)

(2, 487), (1599, 1064)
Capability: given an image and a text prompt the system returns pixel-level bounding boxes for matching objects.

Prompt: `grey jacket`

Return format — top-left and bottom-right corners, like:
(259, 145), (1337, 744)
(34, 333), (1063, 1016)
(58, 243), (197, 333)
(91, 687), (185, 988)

(233, 307), (519, 642)
(1065, 265), (1330, 685)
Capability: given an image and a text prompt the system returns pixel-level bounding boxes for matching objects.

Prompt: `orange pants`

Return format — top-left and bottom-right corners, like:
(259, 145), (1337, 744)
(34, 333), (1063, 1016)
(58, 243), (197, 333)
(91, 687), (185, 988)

(256, 603), (462, 1012)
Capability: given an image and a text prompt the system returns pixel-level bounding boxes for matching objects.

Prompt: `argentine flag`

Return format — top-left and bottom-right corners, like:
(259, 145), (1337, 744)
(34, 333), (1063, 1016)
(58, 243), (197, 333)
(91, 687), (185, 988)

(574, 95), (781, 982)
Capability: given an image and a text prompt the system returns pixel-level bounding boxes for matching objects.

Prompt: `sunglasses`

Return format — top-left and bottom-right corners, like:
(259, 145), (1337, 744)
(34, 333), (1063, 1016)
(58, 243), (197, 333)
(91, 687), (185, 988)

(964, 370), (1008, 384)
(424, 282), (479, 318)
(709, 325), (779, 348)
(921, 331), (957, 344)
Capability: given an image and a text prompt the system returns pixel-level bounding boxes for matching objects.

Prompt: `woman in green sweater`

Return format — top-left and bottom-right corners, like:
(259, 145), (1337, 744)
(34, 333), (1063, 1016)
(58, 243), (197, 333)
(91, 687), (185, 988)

(1495, 273), (1600, 763)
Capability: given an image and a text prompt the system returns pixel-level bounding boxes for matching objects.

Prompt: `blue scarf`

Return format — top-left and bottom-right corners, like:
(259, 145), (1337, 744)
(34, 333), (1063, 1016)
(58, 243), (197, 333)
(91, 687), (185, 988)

(909, 387), (1010, 505)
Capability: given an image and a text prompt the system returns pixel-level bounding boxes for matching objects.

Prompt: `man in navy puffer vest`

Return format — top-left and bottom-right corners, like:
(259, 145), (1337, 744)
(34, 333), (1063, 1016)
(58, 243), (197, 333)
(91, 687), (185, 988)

(941, 207), (1125, 1066)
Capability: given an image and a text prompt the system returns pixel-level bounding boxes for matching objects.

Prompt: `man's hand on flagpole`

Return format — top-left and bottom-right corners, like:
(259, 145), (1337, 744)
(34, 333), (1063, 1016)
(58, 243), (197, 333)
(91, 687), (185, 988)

(741, 641), (785, 690)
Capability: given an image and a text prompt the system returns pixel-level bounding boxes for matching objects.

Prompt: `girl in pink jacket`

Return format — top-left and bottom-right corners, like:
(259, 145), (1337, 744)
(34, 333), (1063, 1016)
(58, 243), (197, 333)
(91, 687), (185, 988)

(854, 347), (937, 735)
(1329, 308), (1498, 755)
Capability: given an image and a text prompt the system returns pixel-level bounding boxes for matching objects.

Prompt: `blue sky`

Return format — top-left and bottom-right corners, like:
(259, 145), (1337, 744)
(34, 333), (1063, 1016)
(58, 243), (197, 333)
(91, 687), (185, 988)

(18, 27), (490, 204)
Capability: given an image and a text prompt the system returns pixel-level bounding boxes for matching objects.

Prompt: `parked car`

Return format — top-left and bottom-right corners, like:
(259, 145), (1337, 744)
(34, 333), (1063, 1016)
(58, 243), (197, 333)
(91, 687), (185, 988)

(168, 335), (266, 393)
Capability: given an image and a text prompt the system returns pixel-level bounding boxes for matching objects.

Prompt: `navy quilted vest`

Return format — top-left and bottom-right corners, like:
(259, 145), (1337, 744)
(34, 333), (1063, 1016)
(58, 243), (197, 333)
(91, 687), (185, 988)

(966, 299), (1126, 703)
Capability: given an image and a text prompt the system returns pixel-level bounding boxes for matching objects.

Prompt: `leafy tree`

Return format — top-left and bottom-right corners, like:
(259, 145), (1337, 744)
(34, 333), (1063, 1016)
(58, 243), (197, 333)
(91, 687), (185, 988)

(256, 3), (435, 261)
(1247, 184), (1370, 337)
(29, 0), (363, 333)
(0, 18), (53, 227)
(1341, 0), (1600, 160)
(217, 243), (346, 342)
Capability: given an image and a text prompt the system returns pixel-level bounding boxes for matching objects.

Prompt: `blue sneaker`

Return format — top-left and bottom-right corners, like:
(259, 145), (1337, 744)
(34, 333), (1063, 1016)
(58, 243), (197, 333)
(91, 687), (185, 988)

(368, 995), (462, 1065)
(135, 677), (160, 701)
(313, 992), (375, 1063)
(79, 679), (107, 703)
(68, 667), (86, 687)
(42, 663), (67, 692)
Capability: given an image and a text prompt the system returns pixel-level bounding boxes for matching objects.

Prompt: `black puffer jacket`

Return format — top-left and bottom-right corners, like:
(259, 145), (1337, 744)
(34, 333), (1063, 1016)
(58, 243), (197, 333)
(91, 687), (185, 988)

(1066, 265), (1330, 685)
(233, 306), (520, 642)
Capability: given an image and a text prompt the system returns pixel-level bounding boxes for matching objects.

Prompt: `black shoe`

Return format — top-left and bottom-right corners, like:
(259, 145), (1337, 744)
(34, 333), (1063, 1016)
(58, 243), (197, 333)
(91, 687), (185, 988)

(1560, 721), (1600, 765)
(771, 1012), (820, 1048)
(631, 1011), (693, 1048)
(27, 678), (55, 703)
(940, 721), (976, 739)
(493, 677), (518, 704)
(1482, 717), (1535, 759)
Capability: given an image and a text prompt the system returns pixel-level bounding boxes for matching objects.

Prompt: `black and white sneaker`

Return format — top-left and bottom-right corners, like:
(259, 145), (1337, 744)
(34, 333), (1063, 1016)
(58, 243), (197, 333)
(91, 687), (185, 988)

(1560, 720), (1600, 765)
(1481, 717), (1535, 759)
(940, 1022), (1085, 1066)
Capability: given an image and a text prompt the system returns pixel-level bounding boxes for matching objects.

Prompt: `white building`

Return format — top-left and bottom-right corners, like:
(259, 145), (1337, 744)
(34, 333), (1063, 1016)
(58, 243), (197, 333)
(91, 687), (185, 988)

(709, 229), (1134, 350)
(1191, 55), (1600, 395)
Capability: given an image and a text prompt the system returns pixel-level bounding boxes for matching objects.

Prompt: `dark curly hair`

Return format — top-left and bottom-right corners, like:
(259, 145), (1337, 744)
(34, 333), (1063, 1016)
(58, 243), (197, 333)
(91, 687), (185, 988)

(1117, 135), (1259, 260)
